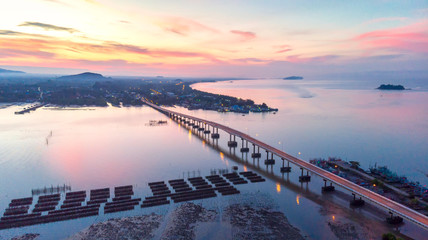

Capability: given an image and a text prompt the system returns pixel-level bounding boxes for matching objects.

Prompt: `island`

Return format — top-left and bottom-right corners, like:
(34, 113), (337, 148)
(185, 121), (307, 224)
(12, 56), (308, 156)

(283, 76), (303, 80)
(376, 84), (405, 90)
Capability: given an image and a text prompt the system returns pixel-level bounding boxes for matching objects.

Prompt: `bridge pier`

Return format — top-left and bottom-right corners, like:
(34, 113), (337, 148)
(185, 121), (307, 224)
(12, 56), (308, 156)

(251, 144), (261, 158)
(211, 127), (220, 139)
(240, 138), (249, 153)
(192, 120), (198, 129)
(203, 123), (210, 134)
(322, 179), (335, 192)
(198, 121), (204, 131)
(386, 211), (403, 225)
(228, 135), (237, 148)
(350, 193), (365, 207)
(265, 151), (275, 165)
(298, 168), (311, 182)
(280, 158), (291, 173)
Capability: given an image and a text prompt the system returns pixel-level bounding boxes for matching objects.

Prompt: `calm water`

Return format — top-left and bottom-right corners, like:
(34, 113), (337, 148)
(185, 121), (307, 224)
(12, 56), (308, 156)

(192, 79), (428, 185)
(0, 78), (427, 239)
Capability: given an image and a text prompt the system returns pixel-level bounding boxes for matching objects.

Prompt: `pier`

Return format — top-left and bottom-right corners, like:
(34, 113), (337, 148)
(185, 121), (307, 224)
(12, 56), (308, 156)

(142, 99), (428, 229)
(14, 103), (46, 115)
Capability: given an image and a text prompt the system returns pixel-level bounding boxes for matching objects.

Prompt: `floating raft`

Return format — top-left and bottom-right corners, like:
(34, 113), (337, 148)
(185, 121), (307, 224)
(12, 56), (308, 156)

(0, 172), (266, 229)
(240, 171), (266, 183)
(223, 172), (248, 185)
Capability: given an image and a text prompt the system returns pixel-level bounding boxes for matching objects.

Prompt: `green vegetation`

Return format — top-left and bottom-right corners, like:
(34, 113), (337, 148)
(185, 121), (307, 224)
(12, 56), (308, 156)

(410, 198), (419, 205)
(377, 84), (405, 90)
(382, 232), (403, 240)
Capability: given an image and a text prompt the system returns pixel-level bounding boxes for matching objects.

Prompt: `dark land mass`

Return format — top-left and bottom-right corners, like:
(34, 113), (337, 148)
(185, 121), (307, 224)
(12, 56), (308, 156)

(377, 84), (405, 90)
(57, 72), (110, 84)
(0, 68), (26, 74)
(0, 73), (277, 113)
(283, 76), (303, 80)
(0, 68), (25, 74)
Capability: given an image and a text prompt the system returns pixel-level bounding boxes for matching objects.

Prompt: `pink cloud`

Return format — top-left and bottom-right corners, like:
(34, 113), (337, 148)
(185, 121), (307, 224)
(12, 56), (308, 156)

(353, 20), (428, 53)
(230, 30), (256, 41)
(274, 44), (291, 49)
(276, 48), (292, 54)
(272, 44), (292, 53)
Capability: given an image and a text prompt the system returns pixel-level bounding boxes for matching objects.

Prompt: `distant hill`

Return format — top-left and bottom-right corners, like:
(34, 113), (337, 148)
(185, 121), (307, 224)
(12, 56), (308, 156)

(377, 84), (405, 90)
(57, 72), (109, 82)
(283, 76), (303, 80)
(0, 68), (25, 74)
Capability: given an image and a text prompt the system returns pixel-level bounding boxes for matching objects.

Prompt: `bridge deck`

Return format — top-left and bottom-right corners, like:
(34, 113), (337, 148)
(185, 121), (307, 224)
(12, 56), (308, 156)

(143, 99), (428, 229)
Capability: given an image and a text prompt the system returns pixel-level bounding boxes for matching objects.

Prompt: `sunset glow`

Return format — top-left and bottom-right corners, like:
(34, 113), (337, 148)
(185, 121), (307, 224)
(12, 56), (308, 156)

(1, 0), (427, 77)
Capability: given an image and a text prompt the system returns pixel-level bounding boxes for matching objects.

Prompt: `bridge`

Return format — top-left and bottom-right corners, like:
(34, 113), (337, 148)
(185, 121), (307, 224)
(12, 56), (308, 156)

(142, 99), (428, 229)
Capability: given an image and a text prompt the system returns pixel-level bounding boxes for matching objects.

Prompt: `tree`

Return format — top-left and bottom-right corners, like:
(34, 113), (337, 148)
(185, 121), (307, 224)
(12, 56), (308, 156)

(382, 233), (396, 240)
(349, 161), (360, 169)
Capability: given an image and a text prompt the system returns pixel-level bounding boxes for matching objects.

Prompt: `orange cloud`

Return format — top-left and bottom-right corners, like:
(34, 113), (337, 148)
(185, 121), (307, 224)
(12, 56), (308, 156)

(0, 35), (222, 67)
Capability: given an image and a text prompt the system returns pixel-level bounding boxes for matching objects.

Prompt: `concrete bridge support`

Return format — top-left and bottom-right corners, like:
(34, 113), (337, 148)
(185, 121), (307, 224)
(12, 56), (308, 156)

(192, 120), (199, 129)
(251, 144), (261, 158)
(228, 135), (238, 148)
(386, 211), (403, 225)
(265, 151), (275, 165)
(322, 179), (335, 192)
(203, 123), (211, 134)
(350, 193), (365, 207)
(280, 158), (292, 173)
(211, 127), (220, 139)
(299, 168), (311, 182)
(240, 138), (249, 153)
(198, 121), (204, 131)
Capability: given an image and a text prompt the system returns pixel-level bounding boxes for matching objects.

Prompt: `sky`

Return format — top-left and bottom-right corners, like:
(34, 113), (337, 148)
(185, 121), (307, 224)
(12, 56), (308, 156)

(0, 0), (427, 78)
